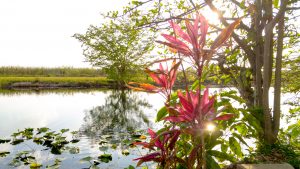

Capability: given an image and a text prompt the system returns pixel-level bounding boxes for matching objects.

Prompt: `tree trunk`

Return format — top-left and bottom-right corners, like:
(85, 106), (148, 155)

(273, 2), (285, 139)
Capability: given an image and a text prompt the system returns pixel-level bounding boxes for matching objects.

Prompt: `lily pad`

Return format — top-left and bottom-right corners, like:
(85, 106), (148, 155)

(79, 156), (93, 163)
(99, 139), (108, 145)
(122, 149), (130, 156)
(70, 139), (80, 143)
(11, 139), (24, 145)
(68, 147), (80, 154)
(0, 139), (10, 144)
(30, 162), (42, 168)
(0, 151), (10, 157)
(98, 154), (112, 163)
(111, 144), (117, 149)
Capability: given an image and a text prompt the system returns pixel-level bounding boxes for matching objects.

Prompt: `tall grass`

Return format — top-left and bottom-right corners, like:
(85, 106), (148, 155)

(0, 66), (105, 77)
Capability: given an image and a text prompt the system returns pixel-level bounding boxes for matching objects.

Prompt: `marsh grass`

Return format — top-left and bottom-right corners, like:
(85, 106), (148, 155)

(0, 66), (105, 77)
(0, 77), (110, 88)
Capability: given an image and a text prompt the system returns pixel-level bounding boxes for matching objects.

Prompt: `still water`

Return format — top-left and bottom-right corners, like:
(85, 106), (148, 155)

(0, 90), (164, 169)
(0, 88), (295, 169)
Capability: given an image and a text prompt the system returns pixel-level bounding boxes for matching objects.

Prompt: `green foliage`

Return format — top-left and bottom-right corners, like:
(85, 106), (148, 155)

(229, 137), (243, 158)
(243, 142), (300, 169)
(74, 17), (154, 85)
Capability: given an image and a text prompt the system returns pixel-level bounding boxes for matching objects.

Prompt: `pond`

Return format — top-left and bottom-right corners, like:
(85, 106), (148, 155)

(0, 88), (295, 169)
(0, 89), (165, 169)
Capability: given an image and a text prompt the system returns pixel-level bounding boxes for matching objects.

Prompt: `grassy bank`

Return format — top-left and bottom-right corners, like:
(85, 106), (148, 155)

(0, 66), (105, 77)
(0, 77), (114, 89)
(0, 67), (152, 89)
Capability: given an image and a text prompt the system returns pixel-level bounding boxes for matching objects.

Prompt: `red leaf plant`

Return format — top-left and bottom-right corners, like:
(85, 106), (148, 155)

(133, 128), (181, 167)
(164, 87), (234, 124)
(130, 12), (241, 168)
(128, 59), (181, 102)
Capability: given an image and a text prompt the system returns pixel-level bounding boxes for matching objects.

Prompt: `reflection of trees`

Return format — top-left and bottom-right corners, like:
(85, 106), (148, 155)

(81, 90), (152, 136)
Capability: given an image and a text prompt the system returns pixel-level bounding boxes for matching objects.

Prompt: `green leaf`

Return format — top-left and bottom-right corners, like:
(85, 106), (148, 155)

(79, 156), (93, 163)
(232, 133), (249, 147)
(207, 150), (236, 162)
(221, 143), (228, 153)
(156, 106), (167, 122)
(206, 154), (221, 169)
(273, 0), (279, 8)
(229, 137), (243, 158)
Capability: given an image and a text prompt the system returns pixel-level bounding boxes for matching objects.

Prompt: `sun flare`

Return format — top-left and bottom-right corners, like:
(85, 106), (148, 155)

(202, 10), (220, 25)
(206, 123), (216, 132)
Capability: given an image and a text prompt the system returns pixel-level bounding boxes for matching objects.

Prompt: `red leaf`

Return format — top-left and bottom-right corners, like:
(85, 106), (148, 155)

(169, 20), (191, 43)
(168, 130), (180, 150)
(185, 20), (198, 51)
(188, 145), (201, 168)
(214, 114), (235, 121)
(139, 83), (158, 92)
(201, 87), (209, 106)
(161, 34), (189, 49)
(133, 152), (161, 166)
(134, 142), (154, 150)
(169, 60), (181, 88)
(156, 41), (192, 56)
(210, 18), (242, 50)
(178, 91), (193, 113)
(163, 115), (189, 122)
(199, 13), (209, 46)
(147, 128), (157, 139)
(202, 96), (215, 115)
(149, 72), (164, 86)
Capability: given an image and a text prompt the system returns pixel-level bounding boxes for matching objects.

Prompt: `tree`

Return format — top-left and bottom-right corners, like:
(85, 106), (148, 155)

(111, 0), (300, 145)
(74, 18), (154, 86)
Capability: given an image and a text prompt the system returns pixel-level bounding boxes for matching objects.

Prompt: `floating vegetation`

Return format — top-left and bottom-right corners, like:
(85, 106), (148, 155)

(0, 127), (151, 168)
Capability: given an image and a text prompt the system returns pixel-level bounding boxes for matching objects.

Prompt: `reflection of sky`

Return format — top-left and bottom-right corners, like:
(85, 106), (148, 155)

(0, 91), (111, 136)
(0, 91), (165, 137)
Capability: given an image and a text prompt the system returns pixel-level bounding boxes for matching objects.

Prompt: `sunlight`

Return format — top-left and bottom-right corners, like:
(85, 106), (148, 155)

(206, 123), (216, 132)
(201, 10), (220, 25)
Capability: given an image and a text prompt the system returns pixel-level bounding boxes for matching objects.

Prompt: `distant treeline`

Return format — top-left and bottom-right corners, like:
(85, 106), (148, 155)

(0, 66), (105, 77)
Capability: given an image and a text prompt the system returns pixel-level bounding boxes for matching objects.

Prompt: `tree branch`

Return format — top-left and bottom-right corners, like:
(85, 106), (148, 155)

(204, 0), (255, 67)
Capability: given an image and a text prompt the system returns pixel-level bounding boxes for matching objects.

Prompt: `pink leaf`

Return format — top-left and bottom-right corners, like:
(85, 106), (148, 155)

(201, 87), (210, 106)
(185, 20), (198, 51)
(178, 91), (193, 113)
(199, 14), (209, 46)
(169, 20), (191, 43)
(202, 96), (215, 115)
(156, 41), (192, 56)
(161, 34), (189, 49)
(214, 114), (235, 121)
(168, 130), (180, 150)
(164, 115), (189, 122)
(147, 128), (157, 139)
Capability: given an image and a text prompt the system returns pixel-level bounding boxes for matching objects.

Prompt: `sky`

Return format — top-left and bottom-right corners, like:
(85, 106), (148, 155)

(0, 0), (129, 68)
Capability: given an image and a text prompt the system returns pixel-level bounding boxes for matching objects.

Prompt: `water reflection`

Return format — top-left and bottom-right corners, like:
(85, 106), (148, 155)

(81, 89), (153, 136)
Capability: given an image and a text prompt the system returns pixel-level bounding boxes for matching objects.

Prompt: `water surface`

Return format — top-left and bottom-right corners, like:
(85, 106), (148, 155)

(0, 89), (164, 168)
